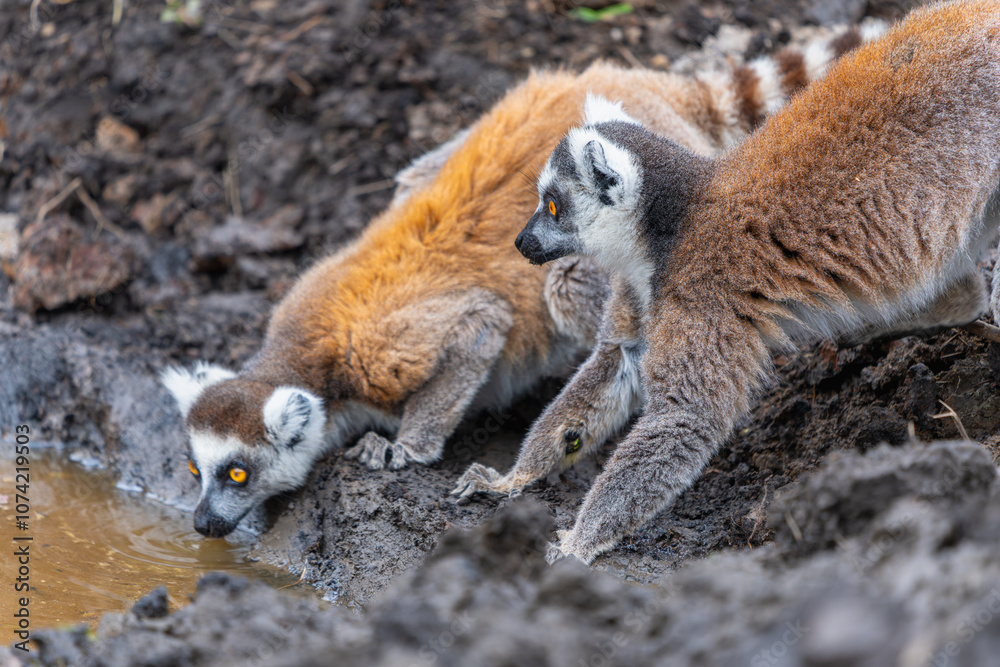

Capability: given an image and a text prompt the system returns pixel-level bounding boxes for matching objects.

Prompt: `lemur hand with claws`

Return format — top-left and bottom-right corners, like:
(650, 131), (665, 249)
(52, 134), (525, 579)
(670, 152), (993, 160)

(454, 0), (1000, 563)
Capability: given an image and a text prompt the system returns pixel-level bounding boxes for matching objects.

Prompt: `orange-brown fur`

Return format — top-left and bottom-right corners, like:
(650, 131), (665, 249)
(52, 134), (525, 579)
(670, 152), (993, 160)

(271, 53), (853, 409)
(267, 67), (744, 409)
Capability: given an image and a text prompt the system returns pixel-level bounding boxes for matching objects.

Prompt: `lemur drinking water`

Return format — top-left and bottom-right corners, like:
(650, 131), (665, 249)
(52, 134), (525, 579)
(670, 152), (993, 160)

(454, 0), (1000, 563)
(163, 28), (879, 537)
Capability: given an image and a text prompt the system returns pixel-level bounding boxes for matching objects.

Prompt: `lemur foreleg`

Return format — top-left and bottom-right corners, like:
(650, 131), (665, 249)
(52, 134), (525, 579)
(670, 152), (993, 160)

(550, 301), (768, 563)
(451, 277), (643, 498)
(345, 290), (513, 470)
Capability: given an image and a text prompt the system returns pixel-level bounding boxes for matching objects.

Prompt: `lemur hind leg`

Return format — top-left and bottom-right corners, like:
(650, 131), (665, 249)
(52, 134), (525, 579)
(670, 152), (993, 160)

(345, 291), (513, 471)
(922, 271), (988, 329)
(451, 277), (642, 499)
(844, 271), (987, 346)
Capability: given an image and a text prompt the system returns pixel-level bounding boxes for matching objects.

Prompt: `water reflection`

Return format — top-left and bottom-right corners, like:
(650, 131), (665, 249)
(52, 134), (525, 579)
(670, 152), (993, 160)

(0, 447), (307, 629)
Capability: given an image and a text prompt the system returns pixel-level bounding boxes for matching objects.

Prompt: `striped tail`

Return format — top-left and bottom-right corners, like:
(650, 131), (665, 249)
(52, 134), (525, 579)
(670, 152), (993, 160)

(705, 20), (888, 146)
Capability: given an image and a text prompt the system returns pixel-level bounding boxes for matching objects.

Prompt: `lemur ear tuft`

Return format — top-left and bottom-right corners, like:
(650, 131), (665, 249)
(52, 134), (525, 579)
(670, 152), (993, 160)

(161, 362), (236, 418)
(582, 139), (620, 198)
(583, 94), (640, 127)
(263, 387), (326, 449)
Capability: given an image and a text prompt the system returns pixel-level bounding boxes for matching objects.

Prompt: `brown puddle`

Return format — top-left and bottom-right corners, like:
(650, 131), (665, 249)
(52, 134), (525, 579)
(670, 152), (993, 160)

(1, 447), (311, 631)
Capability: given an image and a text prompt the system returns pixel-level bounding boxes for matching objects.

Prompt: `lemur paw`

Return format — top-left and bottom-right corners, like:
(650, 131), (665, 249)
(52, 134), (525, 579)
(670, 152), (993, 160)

(547, 529), (597, 565)
(546, 530), (575, 564)
(344, 432), (422, 471)
(450, 463), (521, 499)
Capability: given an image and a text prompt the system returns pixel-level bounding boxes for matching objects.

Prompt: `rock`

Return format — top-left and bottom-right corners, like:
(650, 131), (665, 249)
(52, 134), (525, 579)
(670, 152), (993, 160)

(131, 192), (181, 234)
(190, 208), (305, 272)
(96, 116), (142, 155)
(131, 586), (170, 619)
(103, 174), (140, 206)
(12, 215), (136, 312)
(768, 441), (996, 557)
(0, 213), (19, 260)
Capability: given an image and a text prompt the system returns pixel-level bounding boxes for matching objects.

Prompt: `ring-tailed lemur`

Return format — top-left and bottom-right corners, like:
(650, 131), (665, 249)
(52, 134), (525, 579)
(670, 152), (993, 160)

(454, 0), (999, 563)
(163, 27), (880, 538)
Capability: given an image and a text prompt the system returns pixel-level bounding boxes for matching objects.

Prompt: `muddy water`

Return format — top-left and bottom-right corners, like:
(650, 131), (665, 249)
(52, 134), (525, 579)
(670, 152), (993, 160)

(1, 447), (309, 630)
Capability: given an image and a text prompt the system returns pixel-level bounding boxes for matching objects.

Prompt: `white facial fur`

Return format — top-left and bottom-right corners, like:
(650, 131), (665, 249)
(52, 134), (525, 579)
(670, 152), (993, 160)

(186, 427), (296, 536)
(263, 387), (325, 448)
(582, 93), (641, 127)
(188, 429), (252, 496)
(163, 359), (399, 535)
(543, 96), (652, 306)
(161, 362), (237, 417)
(186, 385), (328, 536)
(180, 383), (328, 494)
(567, 130), (645, 263)
(163, 362), (327, 533)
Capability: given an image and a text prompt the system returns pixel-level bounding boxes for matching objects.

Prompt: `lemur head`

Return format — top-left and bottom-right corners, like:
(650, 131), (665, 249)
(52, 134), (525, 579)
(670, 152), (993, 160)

(516, 95), (708, 280)
(161, 363), (326, 538)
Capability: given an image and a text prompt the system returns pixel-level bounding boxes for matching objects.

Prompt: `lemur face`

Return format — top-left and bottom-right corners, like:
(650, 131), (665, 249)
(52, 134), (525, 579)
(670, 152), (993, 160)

(517, 95), (645, 268)
(161, 363), (327, 537)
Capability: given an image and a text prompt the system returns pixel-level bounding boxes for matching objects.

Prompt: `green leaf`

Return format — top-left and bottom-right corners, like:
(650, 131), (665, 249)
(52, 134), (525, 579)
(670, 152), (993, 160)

(568, 3), (635, 23)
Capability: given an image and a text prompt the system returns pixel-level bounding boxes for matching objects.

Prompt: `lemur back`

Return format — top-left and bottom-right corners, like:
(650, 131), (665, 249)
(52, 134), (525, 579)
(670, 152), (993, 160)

(161, 28), (877, 538)
(457, 0), (999, 564)
(706, 3), (1000, 344)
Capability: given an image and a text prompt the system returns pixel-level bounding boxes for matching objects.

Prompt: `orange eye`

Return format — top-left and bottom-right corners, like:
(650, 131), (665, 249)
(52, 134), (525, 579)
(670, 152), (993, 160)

(188, 460), (200, 477)
(228, 468), (248, 484)
(548, 200), (557, 216)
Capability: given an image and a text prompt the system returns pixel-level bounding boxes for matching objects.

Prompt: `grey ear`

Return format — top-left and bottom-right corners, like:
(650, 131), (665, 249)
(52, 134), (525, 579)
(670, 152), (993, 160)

(263, 387), (326, 449)
(583, 140), (619, 201)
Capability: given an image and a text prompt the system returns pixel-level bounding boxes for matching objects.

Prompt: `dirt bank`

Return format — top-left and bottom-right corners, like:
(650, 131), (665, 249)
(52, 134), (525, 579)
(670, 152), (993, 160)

(13, 441), (1000, 666)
